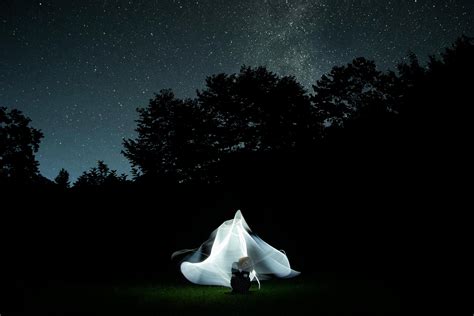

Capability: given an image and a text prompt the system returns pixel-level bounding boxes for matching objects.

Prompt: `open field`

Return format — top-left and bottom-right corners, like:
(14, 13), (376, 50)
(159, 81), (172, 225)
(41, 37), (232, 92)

(18, 277), (402, 315)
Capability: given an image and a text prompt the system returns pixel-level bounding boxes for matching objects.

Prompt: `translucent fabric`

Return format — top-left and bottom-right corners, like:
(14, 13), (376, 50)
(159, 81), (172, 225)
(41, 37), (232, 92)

(172, 210), (299, 288)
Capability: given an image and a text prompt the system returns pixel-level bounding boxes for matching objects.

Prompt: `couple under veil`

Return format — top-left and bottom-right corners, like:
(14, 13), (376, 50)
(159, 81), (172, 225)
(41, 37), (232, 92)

(172, 210), (299, 293)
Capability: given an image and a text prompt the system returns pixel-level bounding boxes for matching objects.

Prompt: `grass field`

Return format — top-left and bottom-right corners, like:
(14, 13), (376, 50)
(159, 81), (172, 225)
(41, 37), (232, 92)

(19, 277), (402, 315)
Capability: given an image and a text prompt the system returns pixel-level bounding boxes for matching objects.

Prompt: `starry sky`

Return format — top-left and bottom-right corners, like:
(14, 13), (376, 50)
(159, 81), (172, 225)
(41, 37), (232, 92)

(1, 0), (472, 181)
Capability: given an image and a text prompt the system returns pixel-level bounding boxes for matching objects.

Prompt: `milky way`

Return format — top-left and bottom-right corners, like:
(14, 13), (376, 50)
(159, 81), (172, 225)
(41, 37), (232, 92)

(1, 0), (472, 180)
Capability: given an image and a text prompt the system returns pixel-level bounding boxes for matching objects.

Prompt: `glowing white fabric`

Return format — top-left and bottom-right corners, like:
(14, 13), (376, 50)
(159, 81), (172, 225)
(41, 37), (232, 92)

(173, 210), (299, 288)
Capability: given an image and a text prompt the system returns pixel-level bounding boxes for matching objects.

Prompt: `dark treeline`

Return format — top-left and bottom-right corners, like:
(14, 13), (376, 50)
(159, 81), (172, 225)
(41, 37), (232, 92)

(1, 37), (472, 189)
(2, 37), (472, 314)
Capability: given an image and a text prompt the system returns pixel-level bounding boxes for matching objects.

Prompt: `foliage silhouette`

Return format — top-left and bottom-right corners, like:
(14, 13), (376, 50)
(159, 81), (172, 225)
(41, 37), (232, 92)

(0, 106), (43, 185)
(1, 36), (472, 186)
(74, 160), (128, 189)
(54, 168), (70, 189)
(120, 36), (473, 185)
(395, 35), (474, 181)
(313, 59), (405, 160)
(123, 67), (317, 184)
(122, 89), (211, 184)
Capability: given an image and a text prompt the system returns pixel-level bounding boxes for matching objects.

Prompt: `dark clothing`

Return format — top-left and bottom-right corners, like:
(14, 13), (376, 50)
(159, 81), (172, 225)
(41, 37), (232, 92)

(231, 264), (251, 293)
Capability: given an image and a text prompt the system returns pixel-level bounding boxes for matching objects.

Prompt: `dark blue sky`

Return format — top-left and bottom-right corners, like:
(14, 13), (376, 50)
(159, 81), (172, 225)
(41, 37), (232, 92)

(1, 0), (472, 181)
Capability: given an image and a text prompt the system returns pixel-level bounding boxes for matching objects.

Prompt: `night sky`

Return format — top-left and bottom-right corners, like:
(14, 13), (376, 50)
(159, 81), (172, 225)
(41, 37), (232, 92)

(1, 0), (472, 181)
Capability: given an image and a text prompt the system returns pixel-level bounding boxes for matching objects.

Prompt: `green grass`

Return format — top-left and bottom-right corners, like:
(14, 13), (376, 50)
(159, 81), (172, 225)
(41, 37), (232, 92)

(21, 278), (402, 315)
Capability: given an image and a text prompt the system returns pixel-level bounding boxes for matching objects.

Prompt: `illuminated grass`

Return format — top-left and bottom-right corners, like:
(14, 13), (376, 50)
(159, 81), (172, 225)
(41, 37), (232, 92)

(23, 279), (401, 315)
(126, 281), (318, 312)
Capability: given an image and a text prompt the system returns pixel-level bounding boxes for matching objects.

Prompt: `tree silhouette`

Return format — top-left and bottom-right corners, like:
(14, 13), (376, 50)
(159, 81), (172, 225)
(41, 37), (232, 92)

(0, 107), (43, 184)
(394, 35), (474, 176)
(307, 36), (474, 182)
(311, 57), (398, 130)
(54, 168), (70, 189)
(197, 66), (314, 154)
(123, 90), (211, 183)
(123, 67), (317, 184)
(197, 66), (317, 184)
(2, 37), (469, 189)
(309, 57), (403, 172)
(121, 37), (472, 185)
(397, 52), (426, 89)
(74, 160), (127, 188)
